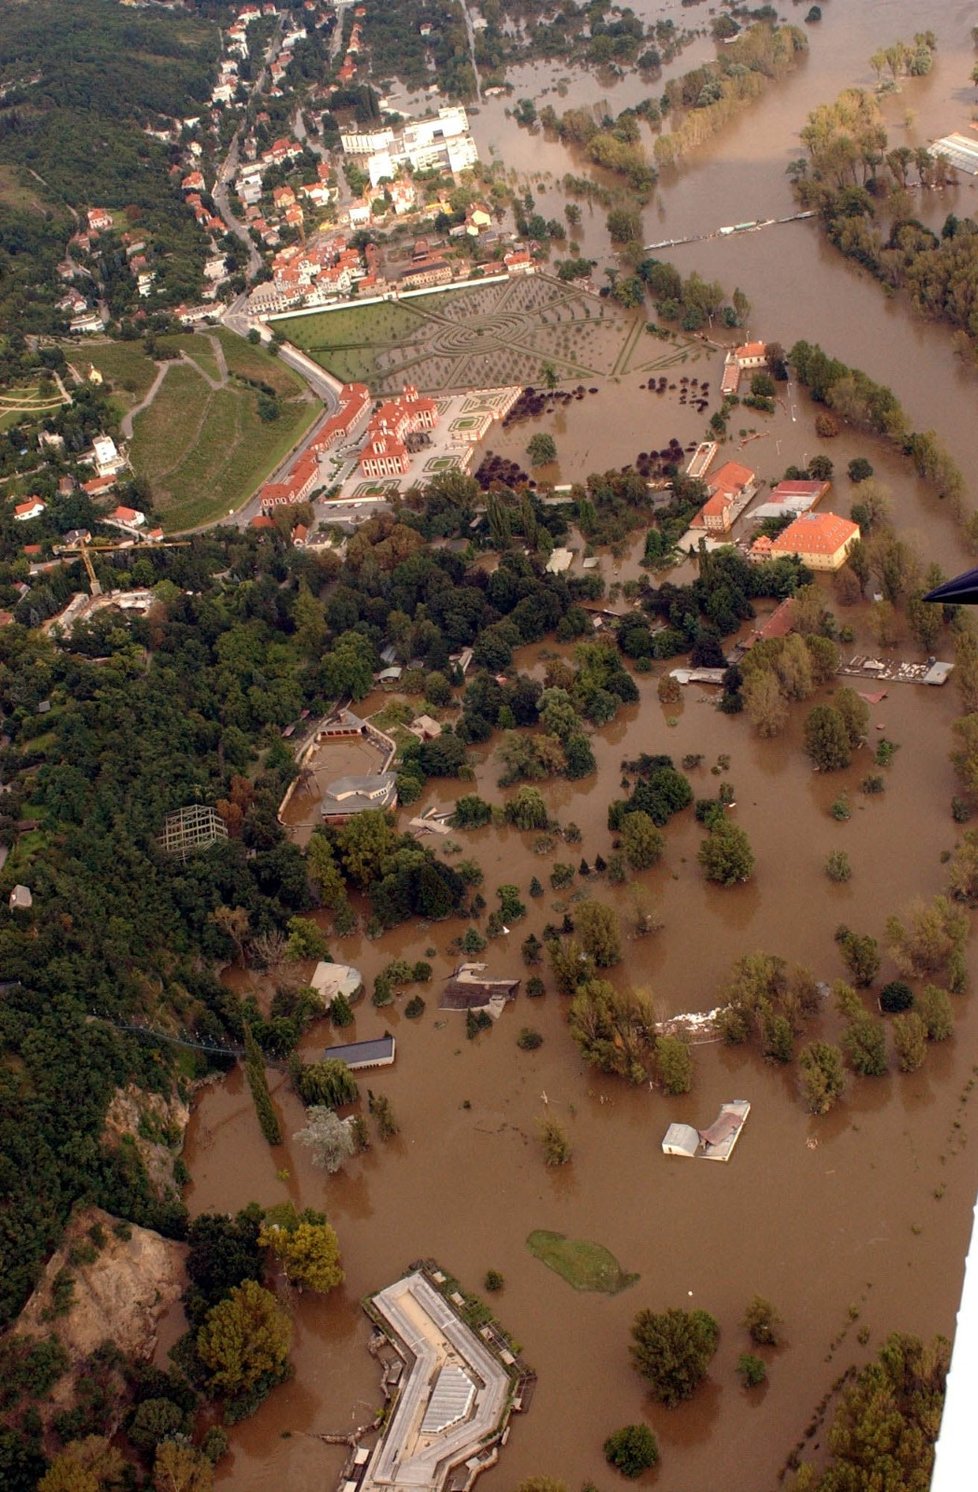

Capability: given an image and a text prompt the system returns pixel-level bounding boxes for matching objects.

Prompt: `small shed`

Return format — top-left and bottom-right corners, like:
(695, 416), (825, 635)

(661, 1122), (700, 1158)
(9, 884), (32, 911)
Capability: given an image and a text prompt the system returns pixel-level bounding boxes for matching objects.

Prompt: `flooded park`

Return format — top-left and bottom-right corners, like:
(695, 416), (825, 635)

(183, 6), (978, 1490)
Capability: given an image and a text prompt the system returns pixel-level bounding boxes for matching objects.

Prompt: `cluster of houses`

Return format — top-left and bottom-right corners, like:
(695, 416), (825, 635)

(56, 210), (164, 332)
(335, 5), (366, 85)
(686, 452), (860, 572)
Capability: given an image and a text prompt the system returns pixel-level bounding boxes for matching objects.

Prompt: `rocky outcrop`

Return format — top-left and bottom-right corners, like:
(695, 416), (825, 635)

(12, 1206), (187, 1433)
(102, 1083), (190, 1197)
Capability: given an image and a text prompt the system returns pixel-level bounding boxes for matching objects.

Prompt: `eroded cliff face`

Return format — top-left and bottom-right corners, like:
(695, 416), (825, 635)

(102, 1083), (191, 1197)
(13, 1206), (187, 1435)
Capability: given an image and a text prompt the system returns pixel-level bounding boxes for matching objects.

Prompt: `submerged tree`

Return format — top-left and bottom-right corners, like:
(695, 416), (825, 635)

(630, 1307), (720, 1406)
(294, 1107), (357, 1173)
(196, 1279), (292, 1397)
(538, 1117), (572, 1166)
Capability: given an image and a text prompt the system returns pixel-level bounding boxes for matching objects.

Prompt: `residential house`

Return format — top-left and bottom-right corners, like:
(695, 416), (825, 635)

(93, 436), (126, 478)
(87, 207), (113, 233)
(82, 475), (117, 500)
(398, 257), (452, 290)
(770, 512), (860, 572)
(13, 499), (46, 522)
(504, 249), (534, 274)
(693, 460), (756, 534)
(106, 505), (147, 533)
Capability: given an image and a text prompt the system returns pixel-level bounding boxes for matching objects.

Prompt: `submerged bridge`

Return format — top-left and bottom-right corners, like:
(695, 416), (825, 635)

(645, 210), (816, 253)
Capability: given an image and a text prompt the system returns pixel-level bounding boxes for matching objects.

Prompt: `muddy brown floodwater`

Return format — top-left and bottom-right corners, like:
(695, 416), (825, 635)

(183, 10), (978, 1490)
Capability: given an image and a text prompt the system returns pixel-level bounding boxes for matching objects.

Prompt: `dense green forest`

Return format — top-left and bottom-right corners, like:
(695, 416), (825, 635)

(0, 0), (221, 327)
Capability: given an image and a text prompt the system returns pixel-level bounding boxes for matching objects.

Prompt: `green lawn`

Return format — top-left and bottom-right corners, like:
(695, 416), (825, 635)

(129, 362), (317, 530)
(276, 302), (422, 351)
(526, 1230), (639, 1294)
(0, 164), (44, 212)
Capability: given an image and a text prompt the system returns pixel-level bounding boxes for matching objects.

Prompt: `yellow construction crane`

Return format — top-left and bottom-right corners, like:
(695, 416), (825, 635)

(78, 539), (101, 597)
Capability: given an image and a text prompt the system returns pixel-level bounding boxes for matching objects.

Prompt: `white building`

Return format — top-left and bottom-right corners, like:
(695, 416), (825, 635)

(93, 436), (126, 478)
(341, 107), (479, 190)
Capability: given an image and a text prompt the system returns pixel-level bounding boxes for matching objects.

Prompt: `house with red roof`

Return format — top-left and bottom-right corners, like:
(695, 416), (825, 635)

(504, 249), (534, 274)
(770, 512), (860, 572)
(181, 171), (206, 192)
(734, 341), (767, 369)
(87, 208), (113, 233)
(108, 505), (146, 528)
(14, 499), (46, 522)
(82, 476), (117, 499)
(692, 460), (757, 534)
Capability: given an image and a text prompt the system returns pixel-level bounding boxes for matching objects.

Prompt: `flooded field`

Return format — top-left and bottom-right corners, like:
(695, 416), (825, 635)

(183, 9), (978, 1490)
(186, 589), (978, 1492)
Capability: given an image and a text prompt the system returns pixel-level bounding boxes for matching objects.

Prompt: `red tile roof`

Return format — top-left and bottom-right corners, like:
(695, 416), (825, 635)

(771, 512), (859, 557)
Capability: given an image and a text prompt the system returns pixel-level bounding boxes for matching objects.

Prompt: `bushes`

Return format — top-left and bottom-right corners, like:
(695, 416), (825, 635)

(879, 980), (913, 1013)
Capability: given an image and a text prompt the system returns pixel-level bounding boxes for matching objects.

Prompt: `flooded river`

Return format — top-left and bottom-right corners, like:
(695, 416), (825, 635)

(184, 9), (978, 1489)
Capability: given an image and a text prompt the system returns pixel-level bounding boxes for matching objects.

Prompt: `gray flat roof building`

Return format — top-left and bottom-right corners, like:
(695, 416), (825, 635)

(321, 772), (397, 820)
(324, 1034), (395, 1070)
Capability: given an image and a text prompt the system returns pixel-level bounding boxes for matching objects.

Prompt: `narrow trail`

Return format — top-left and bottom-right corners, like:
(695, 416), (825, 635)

(120, 362), (169, 439)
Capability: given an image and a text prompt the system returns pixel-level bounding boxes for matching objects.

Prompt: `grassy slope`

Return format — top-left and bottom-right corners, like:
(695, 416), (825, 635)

(130, 361), (316, 529)
(214, 327), (309, 400)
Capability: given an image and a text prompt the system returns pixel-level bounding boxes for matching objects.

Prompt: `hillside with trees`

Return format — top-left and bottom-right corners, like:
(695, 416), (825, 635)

(0, 0), (221, 329)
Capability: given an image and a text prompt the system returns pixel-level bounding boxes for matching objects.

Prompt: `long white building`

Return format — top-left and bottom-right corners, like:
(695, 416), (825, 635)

(340, 106), (478, 188)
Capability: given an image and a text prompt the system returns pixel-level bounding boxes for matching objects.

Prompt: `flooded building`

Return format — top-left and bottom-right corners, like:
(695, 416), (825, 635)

(441, 964), (520, 1011)
(311, 962), (364, 1003)
(356, 1266), (529, 1492)
(662, 1100), (751, 1162)
(323, 1034), (395, 1070)
(321, 772), (398, 823)
(769, 512), (860, 571)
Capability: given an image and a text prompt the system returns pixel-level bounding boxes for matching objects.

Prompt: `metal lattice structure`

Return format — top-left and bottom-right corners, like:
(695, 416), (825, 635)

(158, 804), (228, 861)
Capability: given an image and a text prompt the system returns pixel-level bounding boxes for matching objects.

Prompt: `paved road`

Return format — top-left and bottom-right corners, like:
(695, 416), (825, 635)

(213, 136), (262, 282)
(211, 21), (282, 282)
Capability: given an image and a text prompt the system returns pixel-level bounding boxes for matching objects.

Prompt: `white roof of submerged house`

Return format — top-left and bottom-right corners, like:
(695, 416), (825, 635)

(662, 1101), (750, 1162)
(310, 962), (363, 1002)
(662, 1122), (700, 1158)
(545, 547), (573, 574)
